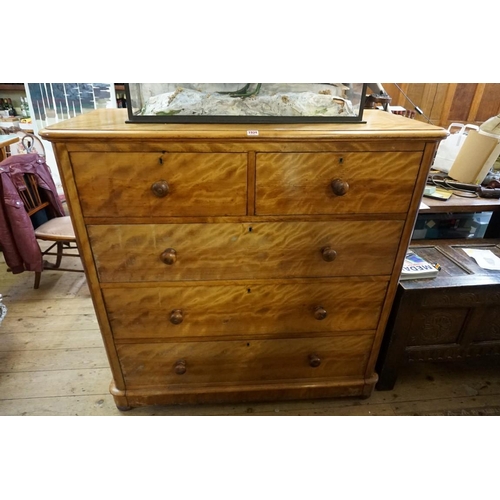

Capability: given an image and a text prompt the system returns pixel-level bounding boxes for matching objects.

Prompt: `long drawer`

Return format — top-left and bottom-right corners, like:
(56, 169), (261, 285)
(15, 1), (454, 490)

(256, 151), (422, 215)
(88, 220), (404, 282)
(117, 335), (375, 388)
(103, 280), (387, 340)
(70, 152), (248, 217)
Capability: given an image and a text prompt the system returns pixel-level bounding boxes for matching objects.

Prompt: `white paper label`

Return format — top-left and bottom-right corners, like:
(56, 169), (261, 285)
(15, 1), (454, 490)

(247, 130), (259, 136)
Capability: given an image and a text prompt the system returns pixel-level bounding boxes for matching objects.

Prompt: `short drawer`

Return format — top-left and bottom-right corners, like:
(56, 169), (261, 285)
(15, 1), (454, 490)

(88, 220), (404, 282)
(70, 152), (247, 217)
(103, 280), (387, 340)
(117, 335), (374, 388)
(255, 151), (422, 215)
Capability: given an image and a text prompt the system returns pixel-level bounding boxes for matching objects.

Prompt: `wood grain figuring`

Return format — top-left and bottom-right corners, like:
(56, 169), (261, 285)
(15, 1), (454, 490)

(103, 280), (387, 339)
(88, 220), (404, 282)
(117, 335), (374, 388)
(52, 143), (128, 392)
(65, 140), (428, 154)
(70, 152), (247, 217)
(256, 151), (422, 215)
(247, 151), (256, 216)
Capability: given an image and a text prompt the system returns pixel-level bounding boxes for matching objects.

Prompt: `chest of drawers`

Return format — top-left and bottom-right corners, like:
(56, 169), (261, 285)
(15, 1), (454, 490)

(40, 109), (446, 410)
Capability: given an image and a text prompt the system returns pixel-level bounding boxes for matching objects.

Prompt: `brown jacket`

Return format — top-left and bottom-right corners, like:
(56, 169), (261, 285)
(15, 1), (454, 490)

(0, 154), (64, 274)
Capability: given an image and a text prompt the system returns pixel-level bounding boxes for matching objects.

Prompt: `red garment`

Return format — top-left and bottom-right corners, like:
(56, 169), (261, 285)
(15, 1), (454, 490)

(0, 154), (64, 274)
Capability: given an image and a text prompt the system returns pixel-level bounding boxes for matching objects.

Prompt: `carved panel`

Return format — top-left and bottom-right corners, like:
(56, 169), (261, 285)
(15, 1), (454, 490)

(407, 343), (500, 362)
(407, 345), (461, 362)
(421, 290), (486, 308)
(407, 308), (467, 346)
(421, 292), (454, 308)
(466, 344), (500, 357)
(473, 308), (500, 342)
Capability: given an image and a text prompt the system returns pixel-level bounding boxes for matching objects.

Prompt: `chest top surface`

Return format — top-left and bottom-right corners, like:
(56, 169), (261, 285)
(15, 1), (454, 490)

(39, 109), (448, 143)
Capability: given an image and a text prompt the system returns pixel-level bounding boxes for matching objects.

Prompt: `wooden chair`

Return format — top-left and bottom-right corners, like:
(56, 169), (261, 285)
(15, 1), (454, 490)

(18, 172), (83, 289)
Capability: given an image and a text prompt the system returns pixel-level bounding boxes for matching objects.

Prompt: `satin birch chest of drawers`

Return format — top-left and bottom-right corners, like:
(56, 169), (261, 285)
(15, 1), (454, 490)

(40, 109), (446, 410)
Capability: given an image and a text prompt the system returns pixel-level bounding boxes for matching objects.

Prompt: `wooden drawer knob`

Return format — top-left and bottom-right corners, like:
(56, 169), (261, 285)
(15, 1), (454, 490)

(160, 248), (177, 265)
(331, 179), (349, 196)
(151, 180), (170, 198)
(170, 309), (183, 325)
(314, 306), (327, 320)
(308, 354), (321, 368)
(174, 359), (186, 375)
(321, 246), (337, 262)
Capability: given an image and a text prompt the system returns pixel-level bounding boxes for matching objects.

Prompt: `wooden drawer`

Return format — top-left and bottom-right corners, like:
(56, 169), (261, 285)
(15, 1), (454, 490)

(88, 220), (404, 282)
(103, 280), (387, 340)
(255, 151), (422, 215)
(117, 335), (374, 388)
(70, 152), (247, 217)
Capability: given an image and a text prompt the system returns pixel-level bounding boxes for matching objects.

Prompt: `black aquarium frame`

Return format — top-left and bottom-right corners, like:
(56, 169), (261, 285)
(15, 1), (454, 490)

(124, 84), (368, 124)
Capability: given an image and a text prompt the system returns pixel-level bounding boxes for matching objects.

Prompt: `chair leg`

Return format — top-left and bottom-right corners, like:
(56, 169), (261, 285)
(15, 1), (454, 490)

(54, 241), (63, 268)
(34, 271), (41, 289)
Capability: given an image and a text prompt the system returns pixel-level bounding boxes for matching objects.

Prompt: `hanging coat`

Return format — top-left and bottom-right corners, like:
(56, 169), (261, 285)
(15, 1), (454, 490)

(0, 153), (64, 274)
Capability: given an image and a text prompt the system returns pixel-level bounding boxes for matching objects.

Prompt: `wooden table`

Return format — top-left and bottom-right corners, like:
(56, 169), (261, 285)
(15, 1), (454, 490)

(421, 194), (500, 237)
(0, 134), (19, 162)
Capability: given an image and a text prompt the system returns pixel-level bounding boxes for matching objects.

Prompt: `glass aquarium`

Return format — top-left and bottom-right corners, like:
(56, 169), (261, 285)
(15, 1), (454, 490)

(125, 83), (367, 123)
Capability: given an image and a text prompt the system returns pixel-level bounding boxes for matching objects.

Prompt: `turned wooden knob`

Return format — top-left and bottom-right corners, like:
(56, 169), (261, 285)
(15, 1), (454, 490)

(321, 246), (337, 262)
(151, 180), (170, 198)
(331, 179), (349, 196)
(174, 359), (186, 375)
(314, 306), (327, 320)
(170, 309), (183, 325)
(160, 248), (177, 265)
(309, 354), (321, 368)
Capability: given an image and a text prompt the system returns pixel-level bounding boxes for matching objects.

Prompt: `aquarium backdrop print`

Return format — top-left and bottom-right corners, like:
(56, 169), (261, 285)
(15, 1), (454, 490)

(27, 83), (113, 122)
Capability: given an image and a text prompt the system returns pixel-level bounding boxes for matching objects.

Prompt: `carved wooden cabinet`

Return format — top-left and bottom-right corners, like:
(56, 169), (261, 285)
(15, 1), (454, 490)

(40, 109), (446, 409)
(376, 240), (500, 391)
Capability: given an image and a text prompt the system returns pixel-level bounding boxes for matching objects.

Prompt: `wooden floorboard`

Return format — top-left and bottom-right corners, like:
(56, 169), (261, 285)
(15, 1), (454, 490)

(1, 255), (500, 416)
